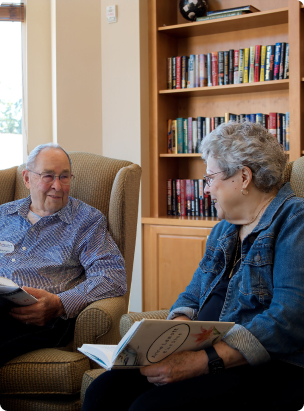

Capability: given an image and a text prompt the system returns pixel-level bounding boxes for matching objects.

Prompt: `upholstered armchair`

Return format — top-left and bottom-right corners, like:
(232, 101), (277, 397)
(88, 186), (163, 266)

(0, 152), (141, 411)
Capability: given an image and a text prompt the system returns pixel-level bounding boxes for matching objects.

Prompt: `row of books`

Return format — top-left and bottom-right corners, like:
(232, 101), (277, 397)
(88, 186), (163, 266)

(196, 5), (260, 22)
(167, 42), (289, 89)
(167, 112), (290, 154)
(167, 179), (217, 218)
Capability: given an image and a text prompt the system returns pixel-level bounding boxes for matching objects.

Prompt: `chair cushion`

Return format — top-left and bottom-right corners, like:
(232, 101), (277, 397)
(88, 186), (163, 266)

(0, 395), (82, 411)
(0, 348), (90, 395)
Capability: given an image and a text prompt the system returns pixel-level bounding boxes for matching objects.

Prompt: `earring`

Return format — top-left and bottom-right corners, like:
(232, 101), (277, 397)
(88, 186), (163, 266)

(241, 188), (249, 196)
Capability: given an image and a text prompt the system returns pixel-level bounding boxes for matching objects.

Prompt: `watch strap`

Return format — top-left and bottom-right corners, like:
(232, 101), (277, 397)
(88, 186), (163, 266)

(204, 345), (220, 362)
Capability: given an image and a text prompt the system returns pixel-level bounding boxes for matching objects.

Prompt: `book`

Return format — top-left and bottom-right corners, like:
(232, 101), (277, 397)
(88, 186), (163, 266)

(172, 179), (177, 216)
(269, 113), (277, 138)
(265, 45), (275, 81)
(172, 56), (176, 89)
(167, 179), (172, 215)
(243, 48), (250, 83)
(176, 179), (181, 216)
(249, 46), (255, 83)
(180, 179), (186, 216)
(238, 49), (244, 83)
(199, 54), (207, 87)
(228, 49), (234, 84)
(194, 179), (200, 216)
(188, 54), (195, 88)
(167, 119), (172, 153)
(279, 43), (286, 80)
(191, 180), (195, 215)
(273, 42), (281, 80)
(199, 179), (204, 216)
(177, 118), (184, 153)
(188, 117), (193, 153)
(218, 51), (224, 86)
(176, 56), (182, 89)
(211, 52), (218, 86)
(207, 53), (212, 87)
(0, 277), (38, 307)
(224, 51), (229, 85)
(207, 5), (260, 16)
(283, 43), (289, 79)
(181, 56), (188, 88)
(254, 45), (261, 82)
(196, 10), (246, 21)
(192, 118), (198, 153)
(256, 113), (263, 125)
(172, 119), (177, 154)
(183, 118), (188, 154)
(233, 50), (239, 84)
(259, 45), (267, 82)
(185, 179), (192, 216)
(285, 112), (290, 151)
(167, 57), (172, 89)
(78, 318), (235, 370)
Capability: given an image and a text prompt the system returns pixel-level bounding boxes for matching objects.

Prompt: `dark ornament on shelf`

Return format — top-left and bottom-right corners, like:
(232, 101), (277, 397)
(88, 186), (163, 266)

(179, 0), (208, 22)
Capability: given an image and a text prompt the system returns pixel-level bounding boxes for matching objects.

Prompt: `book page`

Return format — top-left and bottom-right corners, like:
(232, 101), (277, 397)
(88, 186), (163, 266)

(79, 344), (116, 368)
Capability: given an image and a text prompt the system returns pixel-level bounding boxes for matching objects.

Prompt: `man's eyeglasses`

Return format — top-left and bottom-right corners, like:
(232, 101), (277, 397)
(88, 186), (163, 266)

(203, 170), (225, 187)
(27, 169), (74, 185)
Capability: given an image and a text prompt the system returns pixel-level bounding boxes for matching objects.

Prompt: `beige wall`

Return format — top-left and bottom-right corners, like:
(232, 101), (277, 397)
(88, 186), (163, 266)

(25, 0), (148, 311)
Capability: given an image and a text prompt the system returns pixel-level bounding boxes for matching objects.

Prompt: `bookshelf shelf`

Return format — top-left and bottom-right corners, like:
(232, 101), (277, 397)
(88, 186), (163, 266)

(159, 80), (289, 98)
(142, 216), (219, 228)
(160, 153), (201, 157)
(158, 8), (288, 38)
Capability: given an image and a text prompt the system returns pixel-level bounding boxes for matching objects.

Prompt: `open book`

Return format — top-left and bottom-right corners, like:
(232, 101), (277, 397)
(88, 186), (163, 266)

(78, 318), (234, 370)
(0, 277), (37, 308)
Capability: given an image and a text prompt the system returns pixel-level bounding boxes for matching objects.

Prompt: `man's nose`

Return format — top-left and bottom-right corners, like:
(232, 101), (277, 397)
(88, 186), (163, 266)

(51, 176), (62, 190)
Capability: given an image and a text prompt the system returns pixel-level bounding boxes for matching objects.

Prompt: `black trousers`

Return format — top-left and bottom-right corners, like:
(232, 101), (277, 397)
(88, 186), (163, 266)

(0, 308), (76, 367)
(82, 360), (304, 411)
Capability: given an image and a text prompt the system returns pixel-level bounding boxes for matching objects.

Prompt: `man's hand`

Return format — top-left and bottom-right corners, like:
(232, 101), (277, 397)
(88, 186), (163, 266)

(9, 287), (65, 326)
(140, 350), (209, 385)
(172, 315), (190, 321)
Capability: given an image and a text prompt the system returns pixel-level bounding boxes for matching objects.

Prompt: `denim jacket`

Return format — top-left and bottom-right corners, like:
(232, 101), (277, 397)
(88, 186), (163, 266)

(168, 183), (304, 368)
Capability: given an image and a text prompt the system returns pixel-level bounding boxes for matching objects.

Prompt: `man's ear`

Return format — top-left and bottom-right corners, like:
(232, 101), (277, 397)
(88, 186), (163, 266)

(241, 166), (253, 189)
(23, 169), (31, 189)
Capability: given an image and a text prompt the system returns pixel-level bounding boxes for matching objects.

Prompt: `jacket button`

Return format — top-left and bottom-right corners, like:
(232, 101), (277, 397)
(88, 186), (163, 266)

(254, 254), (261, 262)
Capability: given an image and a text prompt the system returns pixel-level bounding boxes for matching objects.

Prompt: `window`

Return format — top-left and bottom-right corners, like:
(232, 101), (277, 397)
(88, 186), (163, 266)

(0, 2), (24, 170)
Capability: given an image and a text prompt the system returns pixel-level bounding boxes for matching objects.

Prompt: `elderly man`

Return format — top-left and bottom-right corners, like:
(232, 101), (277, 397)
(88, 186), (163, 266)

(0, 143), (127, 366)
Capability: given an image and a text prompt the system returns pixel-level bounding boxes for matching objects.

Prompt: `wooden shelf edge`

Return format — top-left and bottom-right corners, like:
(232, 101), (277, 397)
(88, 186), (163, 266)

(141, 216), (220, 228)
(160, 153), (201, 157)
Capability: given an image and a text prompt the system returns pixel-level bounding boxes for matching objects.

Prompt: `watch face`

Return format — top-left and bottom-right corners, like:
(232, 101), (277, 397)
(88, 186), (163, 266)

(209, 359), (225, 374)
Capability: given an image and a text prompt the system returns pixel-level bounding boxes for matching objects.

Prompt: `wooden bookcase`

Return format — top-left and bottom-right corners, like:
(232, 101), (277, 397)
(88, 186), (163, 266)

(142, 0), (304, 311)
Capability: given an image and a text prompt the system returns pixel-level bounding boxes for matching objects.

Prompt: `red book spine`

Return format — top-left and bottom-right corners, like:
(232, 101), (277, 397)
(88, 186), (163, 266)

(180, 179), (186, 216)
(176, 56), (181, 89)
(185, 179), (192, 216)
(176, 179), (181, 216)
(269, 113), (277, 138)
(254, 45), (261, 82)
(211, 117), (215, 131)
(211, 52), (218, 86)
(167, 179), (172, 215)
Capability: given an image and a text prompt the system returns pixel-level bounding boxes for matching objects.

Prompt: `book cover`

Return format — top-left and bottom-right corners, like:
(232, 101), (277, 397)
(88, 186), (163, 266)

(0, 277), (38, 308)
(195, 54), (199, 87)
(199, 179), (204, 216)
(180, 179), (186, 216)
(283, 43), (289, 79)
(207, 5), (260, 16)
(78, 318), (235, 370)
(176, 179), (181, 216)
(167, 119), (172, 153)
(192, 118), (198, 153)
(183, 118), (188, 154)
(218, 51), (224, 86)
(269, 113), (277, 138)
(259, 45), (267, 82)
(172, 179), (177, 216)
(277, 113), (283, 145)
(185, 179), (192, 216)
(167, 57), (172, 89)
(211, 52), (218, 86)
(188, 117), (193, 153)
(196, 10), (245, 21)
(285, 112), (289, 151)
(207, 53), (212, 87)
(249, 46), (255, 83)
(224, 51), (229, 85)
(279, 43), (286, 80)
(254, 45), (261, 82)
(167, 179), (172, 215)
(191, 180), (195, 216)
(194, 180), (200, 216)
(199, 54), (207, 87)
(197, 116), (204, 147)
(228, 49), (234, 84)
(172, 56), (176, 89)
(265, 45), (275, 81)
(243, 48), (250, 83)
(238, 49), (244, 83)
(171, 119), (177, 154)
(233, 50), (239, 84)
(176, 56), (181, 89)
(273, 42), (281, 81)
(188, 54), (195, 88)
(181, 56), (188, 88)
(177, 118), (184, 153)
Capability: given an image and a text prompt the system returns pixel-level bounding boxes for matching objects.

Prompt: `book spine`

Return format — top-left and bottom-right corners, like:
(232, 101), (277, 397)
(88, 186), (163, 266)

(199, 179), (204, 216)
(254, 45), (261, 82)
(171, 119), (177, 154)
(188, 55), (195, 88)
(238, 49), (244, 83)
(205, 117), (211, 134)
(245, 114), (250, 121)
(283, 43), (289, 79)
(176, 179), (181, 216)
(180, 179), (186, 216)
(197, 117), (201, 149)
(204, 181), (210, 217)
(211, 52), (218, 86)
(176, 56), (181, 89)
(285, 112), (289, 151)
(256, 113), (263, 125)
(228, 49), (234, 84)
(211, 117), (215, 131)
(202, 117), (206, 140)
(269, 113), (277, 138)
(188, 117), (193, 153)
(282, 114), (286, 150)
(195, 54), (199, 87)
(172, 179), (177, 216)
(243, 48), (250, 83)
(218, 51), (224, 86)
(250, 113), (256, 123)
(276, 113), (281, 144)
(167, 57), (172, 89)
(262, 114), (269, 129)
(192, 118), (198, 153)
(167, 119), (172, 153)
(273, 42), (281, 80)
(193, 180), (199, 216)
(207, 53), (212, 87)
(224, 51), (229, 85)
(233, 50), (239, 84)
(191, 180), (195, 216)
(260, 45), (266, 82)
(183, 118), (188, 154)
(279, 43), (286, 80)
(185, 180), (192, 216)
(167, 179), (172, 215)
(181, 56), (188, 89)
(265, 45), (274, 81)
(172, 56), (176, 89)
(210, 199), (216, 217)
(249, 46), (255, 83)
(199, 54), (207, 87)
(177, 118), (184, 153)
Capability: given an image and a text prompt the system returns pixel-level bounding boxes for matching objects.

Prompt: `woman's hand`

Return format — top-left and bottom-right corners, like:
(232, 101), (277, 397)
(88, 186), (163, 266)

(140, 350), (209, 385)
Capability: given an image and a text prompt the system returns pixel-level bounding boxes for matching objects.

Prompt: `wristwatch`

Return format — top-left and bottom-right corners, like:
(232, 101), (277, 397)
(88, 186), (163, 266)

(204, 346), (225, 375)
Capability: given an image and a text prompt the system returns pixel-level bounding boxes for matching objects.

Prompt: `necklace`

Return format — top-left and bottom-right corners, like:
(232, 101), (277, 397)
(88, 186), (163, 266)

(243, 196), (275, 226)
(229, 234), (242, 279)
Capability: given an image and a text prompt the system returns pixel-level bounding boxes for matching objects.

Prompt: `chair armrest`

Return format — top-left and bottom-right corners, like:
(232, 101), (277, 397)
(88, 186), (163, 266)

(0, 166), (17, 205)
(73, 296), (126, 352)
(119, 310), (170, 338)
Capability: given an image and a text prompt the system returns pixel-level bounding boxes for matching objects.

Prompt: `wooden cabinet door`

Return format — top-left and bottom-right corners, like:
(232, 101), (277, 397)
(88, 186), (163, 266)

(143, 224), (212, 311)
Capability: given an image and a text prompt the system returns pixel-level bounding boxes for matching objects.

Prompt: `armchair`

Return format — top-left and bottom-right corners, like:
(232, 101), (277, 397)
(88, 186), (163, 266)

(0, 152), (141, 411)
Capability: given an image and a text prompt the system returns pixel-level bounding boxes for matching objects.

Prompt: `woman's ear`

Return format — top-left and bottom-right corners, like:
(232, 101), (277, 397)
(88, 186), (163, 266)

(241, 166), (253, 189)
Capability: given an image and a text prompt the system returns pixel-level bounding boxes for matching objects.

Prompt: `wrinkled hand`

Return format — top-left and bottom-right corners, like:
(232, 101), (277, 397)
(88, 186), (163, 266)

(9, 287), (65, 326)
(140, 350), (209, 385)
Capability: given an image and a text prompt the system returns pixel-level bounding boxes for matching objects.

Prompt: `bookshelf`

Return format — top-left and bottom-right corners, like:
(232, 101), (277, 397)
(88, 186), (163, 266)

(142, 0), (304, 311)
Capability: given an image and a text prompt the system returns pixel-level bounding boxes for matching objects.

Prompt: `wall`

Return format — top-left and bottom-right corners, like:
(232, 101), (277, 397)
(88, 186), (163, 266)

(25, 0), (148, 311)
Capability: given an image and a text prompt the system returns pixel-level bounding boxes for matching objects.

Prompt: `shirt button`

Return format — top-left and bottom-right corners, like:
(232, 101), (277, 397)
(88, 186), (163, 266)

(12, 258), (16, 262)
(254, 254), (261, 262)
(22, 247), (27, 250)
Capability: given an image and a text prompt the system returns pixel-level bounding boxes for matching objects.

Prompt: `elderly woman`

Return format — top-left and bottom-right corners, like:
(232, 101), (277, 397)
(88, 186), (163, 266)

(82, 121), (304, 411)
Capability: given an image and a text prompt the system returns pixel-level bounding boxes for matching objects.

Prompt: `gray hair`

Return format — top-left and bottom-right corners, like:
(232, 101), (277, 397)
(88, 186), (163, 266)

(200, 121), (287, 193)
(26, 143), (72, 171)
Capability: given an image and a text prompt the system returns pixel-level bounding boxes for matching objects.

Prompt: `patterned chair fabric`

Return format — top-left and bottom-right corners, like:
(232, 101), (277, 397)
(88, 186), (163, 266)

(0, 152), (142, 411)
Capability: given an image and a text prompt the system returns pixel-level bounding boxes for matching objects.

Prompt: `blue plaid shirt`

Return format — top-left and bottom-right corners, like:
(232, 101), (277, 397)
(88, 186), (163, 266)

(0, 196), (127, 318)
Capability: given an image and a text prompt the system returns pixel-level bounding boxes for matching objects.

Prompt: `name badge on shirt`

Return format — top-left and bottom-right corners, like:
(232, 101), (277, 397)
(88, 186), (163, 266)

(0, 241), (14, 257)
